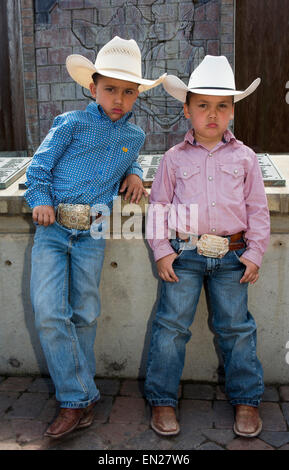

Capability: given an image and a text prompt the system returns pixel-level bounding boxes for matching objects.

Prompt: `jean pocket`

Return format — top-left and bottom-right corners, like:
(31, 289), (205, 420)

(232, 247), (246, 264)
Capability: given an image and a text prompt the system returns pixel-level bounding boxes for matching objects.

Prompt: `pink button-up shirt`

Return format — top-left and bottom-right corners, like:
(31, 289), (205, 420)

(146, 129), (270, 267)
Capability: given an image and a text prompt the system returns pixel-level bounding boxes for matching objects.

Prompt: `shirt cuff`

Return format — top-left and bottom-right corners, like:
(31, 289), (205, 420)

(153, 240), (175, 262)
(125, 166), (143, 179)
(24, 192), (54, 209)
(241, 248), (263, 268)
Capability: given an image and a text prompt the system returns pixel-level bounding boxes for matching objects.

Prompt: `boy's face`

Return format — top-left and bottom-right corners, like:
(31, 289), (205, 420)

(89, 76), (139, 121)
(183, 93), (234, 146)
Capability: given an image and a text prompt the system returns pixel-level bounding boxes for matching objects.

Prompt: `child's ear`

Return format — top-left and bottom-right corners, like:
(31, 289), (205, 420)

(89, 82), (97, 99)
(183, 103), (190, 119)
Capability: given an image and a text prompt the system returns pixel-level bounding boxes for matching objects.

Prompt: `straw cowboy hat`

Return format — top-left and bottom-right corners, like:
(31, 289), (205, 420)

(66, 36), (166, 92)
(163, 55), (261, 103)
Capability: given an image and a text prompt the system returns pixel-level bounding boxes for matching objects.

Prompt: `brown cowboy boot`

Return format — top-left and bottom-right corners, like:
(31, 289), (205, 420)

(44, 408), (85, 439)
(151, 406), (180, 436)
(233, 405), (262, 437)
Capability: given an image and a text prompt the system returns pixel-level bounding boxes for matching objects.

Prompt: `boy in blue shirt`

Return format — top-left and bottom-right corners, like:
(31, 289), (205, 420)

(24, 36), (165, 439)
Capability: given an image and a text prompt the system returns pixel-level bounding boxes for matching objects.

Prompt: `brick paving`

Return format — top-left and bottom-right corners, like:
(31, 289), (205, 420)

(0, 376), (289, 451)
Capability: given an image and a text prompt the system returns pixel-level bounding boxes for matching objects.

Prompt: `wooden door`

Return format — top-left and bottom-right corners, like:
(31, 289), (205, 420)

(234, 0), (289, 153)
(0, 0), (26, 151)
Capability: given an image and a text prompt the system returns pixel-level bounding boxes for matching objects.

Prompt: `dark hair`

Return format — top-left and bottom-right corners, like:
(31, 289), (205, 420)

(92, 72), (101, 85)
(185, 91), (234, 106)
(185, 91), (193, 105)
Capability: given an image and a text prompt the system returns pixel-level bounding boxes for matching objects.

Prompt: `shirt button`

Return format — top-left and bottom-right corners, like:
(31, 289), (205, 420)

(183, 171), (187, 176)
(211, 201), (216, 206)
(208, 153), (213, 157)
(211, 228), (216, 232)
(208, 176), (213, 181)
(234, 169), (238, 174)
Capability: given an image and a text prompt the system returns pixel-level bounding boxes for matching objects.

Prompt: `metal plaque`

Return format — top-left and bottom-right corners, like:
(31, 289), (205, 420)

(138, 154), (163, 187)
(256, 153), (286, 187)
(138, 153), (286, 187)
(0, 152), (31, 189)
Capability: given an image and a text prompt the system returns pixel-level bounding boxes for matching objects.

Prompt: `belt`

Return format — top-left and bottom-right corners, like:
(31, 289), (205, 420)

(56, 203), (101, 230)
(176, 231), (245, 251)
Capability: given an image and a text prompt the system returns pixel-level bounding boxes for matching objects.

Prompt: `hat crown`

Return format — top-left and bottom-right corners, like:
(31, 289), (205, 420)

(188, 55), (236, 91)
(95, 36), (142, 79)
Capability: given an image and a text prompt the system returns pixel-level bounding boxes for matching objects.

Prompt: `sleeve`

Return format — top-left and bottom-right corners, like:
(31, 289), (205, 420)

(124, 128), (145, 179)
(146, 153), (177, 262)
(24, 114), (73, 209)
(242, 150), (271, 267)
(125, 160), (143, 179)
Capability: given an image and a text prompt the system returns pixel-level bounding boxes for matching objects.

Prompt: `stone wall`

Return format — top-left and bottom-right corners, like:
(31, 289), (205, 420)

(20, 0), (234, 155)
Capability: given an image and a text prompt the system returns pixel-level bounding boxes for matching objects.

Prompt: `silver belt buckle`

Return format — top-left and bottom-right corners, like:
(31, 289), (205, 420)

(57, 203), (91, 230)
(196, 234), (229, 258)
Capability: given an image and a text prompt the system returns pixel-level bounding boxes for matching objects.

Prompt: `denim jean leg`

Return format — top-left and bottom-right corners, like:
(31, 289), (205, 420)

(206, 251), (264, 406)
(31, 222), (105, 408)
(69, 230), (105, 378)
(145, 250), (204, 407)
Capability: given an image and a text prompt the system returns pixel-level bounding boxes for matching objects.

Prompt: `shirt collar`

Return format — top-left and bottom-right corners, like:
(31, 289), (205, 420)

(181, 128), (242, 149)
(86, 101), (133, 125)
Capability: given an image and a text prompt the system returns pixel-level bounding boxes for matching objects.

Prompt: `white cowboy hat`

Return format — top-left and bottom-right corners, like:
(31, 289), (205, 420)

(66, 36), (166, 93)
(163, 55), (261, 103)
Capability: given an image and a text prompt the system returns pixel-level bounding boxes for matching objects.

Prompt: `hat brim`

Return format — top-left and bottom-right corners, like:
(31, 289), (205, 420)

(163, 75), (261, 103)
(66, 54), (166, 92)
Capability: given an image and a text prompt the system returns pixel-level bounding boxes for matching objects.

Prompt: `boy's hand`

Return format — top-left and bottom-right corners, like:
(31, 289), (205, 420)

(119, 174), (148, 203)
(32, 205), (55, 226)
(157, 253), (179, 283)
(239, 256), (259, 284)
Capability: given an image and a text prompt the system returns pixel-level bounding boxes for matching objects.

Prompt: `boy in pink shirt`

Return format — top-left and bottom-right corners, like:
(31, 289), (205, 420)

(145, 56), (270, 438)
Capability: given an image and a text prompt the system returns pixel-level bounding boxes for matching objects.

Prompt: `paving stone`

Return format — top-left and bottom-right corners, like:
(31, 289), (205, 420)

(259, 431), (289, 448)
(93, 395), (114, 424)
(260, 402), (287, 431)
(0, 420), (14, 441)
(0, 392), (20, 416)
(179, 400), (214, 430)
(182, 383), (214, 400)
(0, 377), (34, 392)
(27, 377), (55, 394)
(5, 393), (49, 419)
(170, 429), (206, 450)
(50, 430), (108, 450)
(216, 385), (227, 400)
(95, 378), (120, 396)
(213, 401), (234, 429)
(96, 423), (147, 448)
(38, 397), (58, 422)
(279, 386), (289, 401)
(281, 403), (289, 426)
(202, 428), (235, 446)
(262, 385), (279, 402)
(122, 428), (173, 451)
(120, 380), (145, 398)
(279, 443), (289, 450)
(11, 419), (47, 444)
(226, 437), (274, 450)
(109, 397), (147, 424)
(0, 441), (22, 450)
(197, 441), (224, 450)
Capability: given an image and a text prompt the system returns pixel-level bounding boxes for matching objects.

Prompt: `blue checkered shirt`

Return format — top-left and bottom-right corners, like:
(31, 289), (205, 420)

(24, 102), (145, 210)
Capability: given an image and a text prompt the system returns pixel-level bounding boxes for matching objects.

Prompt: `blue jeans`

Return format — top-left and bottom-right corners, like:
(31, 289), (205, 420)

(145, 239), (264, 408)
(31, 221), (105, 408)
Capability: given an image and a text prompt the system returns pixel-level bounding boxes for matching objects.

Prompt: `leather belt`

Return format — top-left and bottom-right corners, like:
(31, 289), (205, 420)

(176, 231), (245, 251)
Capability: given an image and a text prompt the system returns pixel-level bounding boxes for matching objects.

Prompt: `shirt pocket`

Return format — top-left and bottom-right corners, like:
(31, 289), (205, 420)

(175, 165), (202, 201)
(218, 164), (245, 199)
